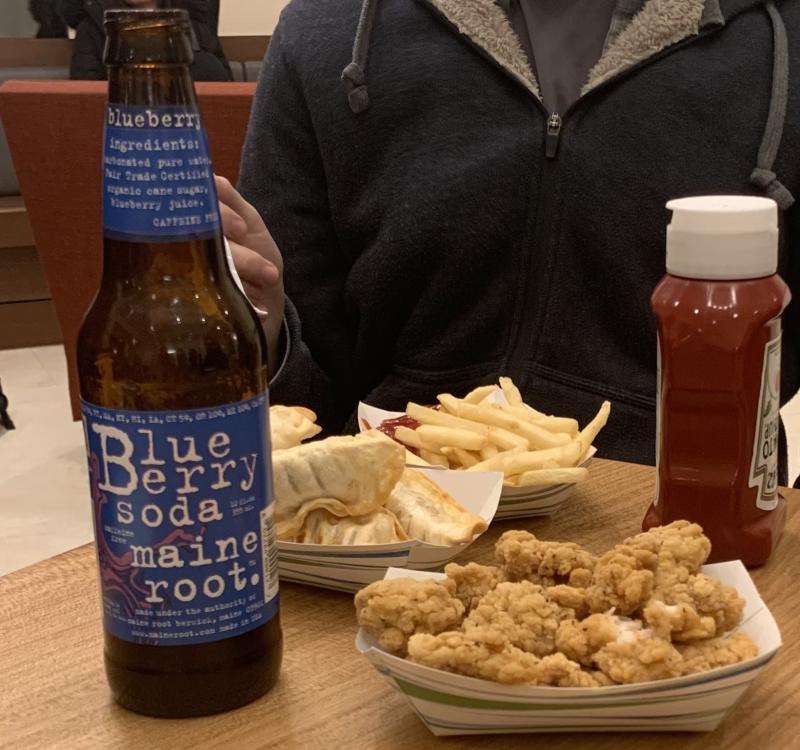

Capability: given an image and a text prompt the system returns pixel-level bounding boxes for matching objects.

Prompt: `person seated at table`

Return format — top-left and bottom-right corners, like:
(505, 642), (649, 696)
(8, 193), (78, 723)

(220, 0), (800, 484)
(59, 0), (232, 81)
(29, 0), (68, 38)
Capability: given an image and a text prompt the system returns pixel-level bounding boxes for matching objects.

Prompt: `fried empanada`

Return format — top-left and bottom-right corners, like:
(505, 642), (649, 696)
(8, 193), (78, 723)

(385, 469), (487, 546)
(273, 431), (405, 538)
(270, 404), (322, 450)
(291, 507), (409, 545)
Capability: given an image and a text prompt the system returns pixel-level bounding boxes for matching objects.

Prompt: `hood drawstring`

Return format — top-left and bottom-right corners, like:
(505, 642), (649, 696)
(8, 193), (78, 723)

(750, 1), (795, 210)
(341, 0), (380, 113)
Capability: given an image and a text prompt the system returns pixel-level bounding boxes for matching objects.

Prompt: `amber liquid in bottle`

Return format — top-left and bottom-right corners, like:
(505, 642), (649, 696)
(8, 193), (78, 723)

(77, 10), (281, 717)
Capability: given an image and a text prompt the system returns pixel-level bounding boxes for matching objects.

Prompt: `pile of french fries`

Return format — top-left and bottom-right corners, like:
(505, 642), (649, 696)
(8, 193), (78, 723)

(393, 378), (611, 488)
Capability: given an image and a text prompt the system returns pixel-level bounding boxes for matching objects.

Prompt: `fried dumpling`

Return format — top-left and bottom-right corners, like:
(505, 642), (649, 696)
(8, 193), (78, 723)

(272, 431), (405, 538)
(291, 507), (410, 545)
(270, 405), (321, 450)
(386, 469), (488, 546)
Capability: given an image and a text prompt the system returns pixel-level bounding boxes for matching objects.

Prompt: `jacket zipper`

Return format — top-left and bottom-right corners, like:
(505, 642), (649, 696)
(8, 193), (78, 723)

(420, 0), (726, 386)
(503, 28), (725, 386)
(504, 111), (562, 381)
(545, 113), (562, 159)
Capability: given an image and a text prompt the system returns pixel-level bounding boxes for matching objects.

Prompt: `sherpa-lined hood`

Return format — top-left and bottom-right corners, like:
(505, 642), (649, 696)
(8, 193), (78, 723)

(341, 0), (793, 208)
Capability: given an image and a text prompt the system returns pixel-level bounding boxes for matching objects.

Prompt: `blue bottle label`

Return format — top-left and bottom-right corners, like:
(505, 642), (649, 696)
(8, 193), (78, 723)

(102, 103), (221, 243)
(81, 394), (279, 647)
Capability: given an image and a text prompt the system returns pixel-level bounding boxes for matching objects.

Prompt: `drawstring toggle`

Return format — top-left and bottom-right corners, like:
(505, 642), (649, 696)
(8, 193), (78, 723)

(341, 62), (370, 114)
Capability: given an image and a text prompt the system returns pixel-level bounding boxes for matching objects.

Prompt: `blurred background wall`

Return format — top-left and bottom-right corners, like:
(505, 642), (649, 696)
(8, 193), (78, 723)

(0, 0), (289, 38)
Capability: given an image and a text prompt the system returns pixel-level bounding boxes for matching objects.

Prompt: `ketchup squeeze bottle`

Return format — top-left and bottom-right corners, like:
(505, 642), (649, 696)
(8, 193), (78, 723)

(643, 196), (791, 566)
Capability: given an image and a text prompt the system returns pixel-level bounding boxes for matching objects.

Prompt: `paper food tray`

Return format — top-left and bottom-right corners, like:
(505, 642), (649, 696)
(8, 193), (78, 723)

(356, 564), (781, 736)
(277, 468), (503, 592)
(358, 401), (595, 520)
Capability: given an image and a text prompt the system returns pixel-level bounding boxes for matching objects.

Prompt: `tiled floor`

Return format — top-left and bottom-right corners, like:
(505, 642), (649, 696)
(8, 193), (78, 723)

(0, 346), (91, 576)
(1, 345), (799, 577)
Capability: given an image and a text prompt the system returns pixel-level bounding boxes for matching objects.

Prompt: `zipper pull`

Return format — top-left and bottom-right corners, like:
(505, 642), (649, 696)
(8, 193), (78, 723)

(545, 113), (562, 159)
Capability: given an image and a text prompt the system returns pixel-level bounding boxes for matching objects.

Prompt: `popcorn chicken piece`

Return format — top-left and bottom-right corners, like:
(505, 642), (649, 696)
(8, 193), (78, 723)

(444, 562), (506, 611)
(643, 599), (717, 642)
(495, 530), (596, 586)
(463, 581), (575, 657)
(625, 521), (711, 573)
(556, 613), (631, 666)
(678, 633), (758, 675)
(407, 632), (603, 687)
(585, 544), (658, 615)
(594, 628), (683, 684)
(534, 653), (606, 687)
(354, 578), (464, 655)
(546, 585), (590, 619)
(407, 631), (543, 684)
(646, 572), (745, 640)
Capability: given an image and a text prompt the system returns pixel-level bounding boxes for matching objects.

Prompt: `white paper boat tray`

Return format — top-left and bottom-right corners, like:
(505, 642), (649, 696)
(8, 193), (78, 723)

(277, 467), (503, 592)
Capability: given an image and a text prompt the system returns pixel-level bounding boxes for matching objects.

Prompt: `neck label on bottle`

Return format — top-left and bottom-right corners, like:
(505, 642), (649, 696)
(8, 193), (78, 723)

(81, 393), (279, 646)
(102, 104), (221, 244)
(749, 333), (782, 511)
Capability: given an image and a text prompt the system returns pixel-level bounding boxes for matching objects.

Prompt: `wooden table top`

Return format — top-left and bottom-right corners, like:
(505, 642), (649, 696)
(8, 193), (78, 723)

(2, 458), (798, 750)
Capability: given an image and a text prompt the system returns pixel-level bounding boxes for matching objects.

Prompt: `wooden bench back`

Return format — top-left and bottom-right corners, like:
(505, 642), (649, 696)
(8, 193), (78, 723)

(0, 80), (257, 417)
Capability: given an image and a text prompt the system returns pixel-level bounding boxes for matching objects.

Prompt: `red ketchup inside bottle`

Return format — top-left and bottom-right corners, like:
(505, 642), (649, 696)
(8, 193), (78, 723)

(643, 196), (791, 566)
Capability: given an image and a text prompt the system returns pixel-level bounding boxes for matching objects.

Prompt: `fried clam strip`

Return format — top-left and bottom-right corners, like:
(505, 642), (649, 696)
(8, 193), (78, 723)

(354, 579), (464, 655)
(407, 632), (602, 687)
(444, 562), (507, 612)
(494, 530), (596, 587)
(463, 581), (576, 657)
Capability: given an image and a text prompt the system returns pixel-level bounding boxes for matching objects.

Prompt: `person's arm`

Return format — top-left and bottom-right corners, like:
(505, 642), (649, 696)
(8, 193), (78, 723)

(226, 19), (356, 431)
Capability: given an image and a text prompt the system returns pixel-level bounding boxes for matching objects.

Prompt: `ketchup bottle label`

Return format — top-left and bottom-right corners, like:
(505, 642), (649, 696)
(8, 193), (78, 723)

(81, 394), (280, 646)
(749, 334), (782, 510)
(653, 337), (662, 507)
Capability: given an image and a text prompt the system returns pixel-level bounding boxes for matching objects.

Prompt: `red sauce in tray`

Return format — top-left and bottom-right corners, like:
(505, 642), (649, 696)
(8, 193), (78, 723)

(375, 414), (421, 440)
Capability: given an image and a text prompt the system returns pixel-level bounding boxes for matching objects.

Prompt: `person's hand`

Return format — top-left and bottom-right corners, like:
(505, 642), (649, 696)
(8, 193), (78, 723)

(216, 175), (286, 375)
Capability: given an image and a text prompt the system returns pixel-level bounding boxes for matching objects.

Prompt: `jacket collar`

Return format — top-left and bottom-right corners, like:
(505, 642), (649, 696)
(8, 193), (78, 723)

(423, 0), (540, 97)
(421, 0), (758, 103)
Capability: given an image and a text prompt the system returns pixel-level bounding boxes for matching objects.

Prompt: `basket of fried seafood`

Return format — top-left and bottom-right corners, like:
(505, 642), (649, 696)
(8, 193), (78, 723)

(354, 521), (781, 736)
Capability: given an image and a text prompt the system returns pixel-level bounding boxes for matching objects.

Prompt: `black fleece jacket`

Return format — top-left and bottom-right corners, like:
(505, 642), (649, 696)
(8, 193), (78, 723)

(239, 0), (800, 476)
(59, 0), (232, 81)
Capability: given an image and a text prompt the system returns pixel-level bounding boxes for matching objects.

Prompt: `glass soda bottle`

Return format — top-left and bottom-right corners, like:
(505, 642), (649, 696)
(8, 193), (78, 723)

(77, 9), (282, 717)
(644, 196), (790, 566)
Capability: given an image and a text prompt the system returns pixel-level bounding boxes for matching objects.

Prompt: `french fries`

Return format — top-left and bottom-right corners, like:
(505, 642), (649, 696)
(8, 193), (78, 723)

(416, 425), (486, 451)
(386, 378), (611, 488)
(509, 467), (589, 488)
(462, 385), (498, 404)
(499, 376), (523, 406)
